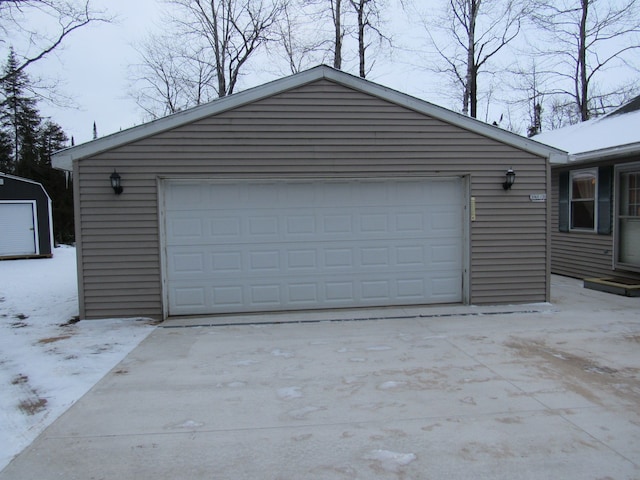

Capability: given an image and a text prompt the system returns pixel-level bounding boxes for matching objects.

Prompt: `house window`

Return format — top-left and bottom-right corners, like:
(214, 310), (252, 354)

(570, 169), (597, 230)
(559, 166), (612, 235)
(616, 166), (640, 269)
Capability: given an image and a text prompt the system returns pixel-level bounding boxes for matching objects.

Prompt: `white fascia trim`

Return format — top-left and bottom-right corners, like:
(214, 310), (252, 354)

(567, 141), (640, 164)
(549, 152), (570, 165)
(51, 65), (567, 171)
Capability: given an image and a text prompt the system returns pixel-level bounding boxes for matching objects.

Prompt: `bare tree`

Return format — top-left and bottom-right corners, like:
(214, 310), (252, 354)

(266, 0), (391, 78)
(299, 0), (348, 69)
(532, 0), (640, 122)
(349, 0), (389, 78)
(165, 0), (286, 98)
(331, 0), (344, 68)
(132, 0), (285, 115)
(269, 0), (333, 74)
(130, 34), (217, 119)
(0, 1), (108, 83)
(413, 0), (528, 118)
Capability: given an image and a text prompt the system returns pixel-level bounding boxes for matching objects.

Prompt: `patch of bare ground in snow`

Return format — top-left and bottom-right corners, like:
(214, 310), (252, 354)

(505, 339), (640, 406)
(37, 335), (72, 345)
(18, 397), (47, 415)
(9, 374), (48, 415)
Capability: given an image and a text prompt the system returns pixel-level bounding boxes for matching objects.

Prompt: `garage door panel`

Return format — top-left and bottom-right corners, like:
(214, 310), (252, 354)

(288, 249), (317, 269)
(0, 203), (37, 257)
(397, 279), (426, 299)
(250, 284), (282, 305)
(212, 251), (243, 272)
(287, 215), (316, 235)
(430, 242), (462, 263)
(289, 283), (318, 303)
(168, 244), (460, 280)
(172, 287), (206, 310)
(432, 275), (464, 300)
(249, 250), (282, 271)
(212, 286), (244, 307)
(171, 252), (205, 274)
(361, 213), (388, 232)
(250, 216), (279, 236)
(210, 218), (241, 239)
(164, 178), (464, 315)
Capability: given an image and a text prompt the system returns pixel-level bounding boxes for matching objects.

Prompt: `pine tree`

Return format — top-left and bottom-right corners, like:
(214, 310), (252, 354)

(38, 121), (74, 244)
(0, 129), (12, 172)
(0, 48), (74, 243)
(0, 48), (41, 174)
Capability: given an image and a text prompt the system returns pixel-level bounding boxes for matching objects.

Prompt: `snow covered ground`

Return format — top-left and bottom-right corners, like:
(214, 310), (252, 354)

(0, 247), (155, 470)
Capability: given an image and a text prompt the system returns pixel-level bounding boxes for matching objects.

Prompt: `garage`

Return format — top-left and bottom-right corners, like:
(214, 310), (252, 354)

(163, 177), (465, 315)
(0, 202), (38, 256)
(52, 65), (563, 320)
(0, 173), (53, 259)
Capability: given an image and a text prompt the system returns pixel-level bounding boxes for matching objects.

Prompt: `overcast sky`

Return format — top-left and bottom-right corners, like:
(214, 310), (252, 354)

(35, 0), (163, 144)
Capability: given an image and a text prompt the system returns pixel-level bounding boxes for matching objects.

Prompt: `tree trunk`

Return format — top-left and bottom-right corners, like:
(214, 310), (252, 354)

(465, 0), (478, 117)
(214, 0), (227, 97)
(333, 0), (342, 69)
(578, 0), (589, 120)
(469, 64), (478, 118)
(355, 0), (366, 77)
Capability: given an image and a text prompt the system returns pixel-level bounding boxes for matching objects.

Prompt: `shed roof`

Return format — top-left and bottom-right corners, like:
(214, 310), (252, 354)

(534, 95), (640, 164)
(0, 172), (51, 201)
(52, 65), (566, 171)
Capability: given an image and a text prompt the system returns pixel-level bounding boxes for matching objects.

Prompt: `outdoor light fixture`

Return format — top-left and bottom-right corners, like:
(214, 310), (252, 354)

(110, 170), (123, 195)
(503, 168), (516, 190)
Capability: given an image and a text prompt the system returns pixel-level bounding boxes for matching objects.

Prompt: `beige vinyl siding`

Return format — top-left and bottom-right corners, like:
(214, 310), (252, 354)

(551, 164), (640, 282)
(75, 79), (549, 319)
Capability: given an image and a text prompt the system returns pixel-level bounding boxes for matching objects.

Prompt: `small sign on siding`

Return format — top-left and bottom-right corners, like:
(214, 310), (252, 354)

(530, 194), (546, 202)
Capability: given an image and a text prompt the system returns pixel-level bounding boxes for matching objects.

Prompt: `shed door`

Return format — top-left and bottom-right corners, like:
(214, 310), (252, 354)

(163, 178), (464, 316)
(0, 202), (37, 256)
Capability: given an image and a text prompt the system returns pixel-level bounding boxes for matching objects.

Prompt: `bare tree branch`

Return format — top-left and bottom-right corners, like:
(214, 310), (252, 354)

(531, 0), (640, 121)
(0, 1), (110, 83)
(413, 0), (528, 117)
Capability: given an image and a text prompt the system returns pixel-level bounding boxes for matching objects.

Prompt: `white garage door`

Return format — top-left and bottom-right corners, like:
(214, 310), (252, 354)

(0, 202), (37, 257)
(163, 178), (464, 316)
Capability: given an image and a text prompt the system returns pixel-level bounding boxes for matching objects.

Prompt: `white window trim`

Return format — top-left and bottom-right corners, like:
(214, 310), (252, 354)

(569, 168), (598, 232)
(614, 161), (640, 273)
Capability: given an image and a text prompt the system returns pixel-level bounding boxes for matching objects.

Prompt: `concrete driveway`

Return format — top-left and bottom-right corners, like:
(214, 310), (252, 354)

(1, 275), (639, 479)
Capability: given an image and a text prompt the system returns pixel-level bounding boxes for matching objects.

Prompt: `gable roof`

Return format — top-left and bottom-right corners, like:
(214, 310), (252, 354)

(534, 95), (640, 164)
(52, 65), (566, 171)
(0, 172), (51, 201)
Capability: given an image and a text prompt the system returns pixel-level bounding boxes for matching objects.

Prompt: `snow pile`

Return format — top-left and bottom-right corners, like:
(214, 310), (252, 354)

(0, 246), (154, 471)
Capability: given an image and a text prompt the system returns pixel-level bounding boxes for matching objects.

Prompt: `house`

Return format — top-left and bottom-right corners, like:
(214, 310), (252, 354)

(535, 97), (640, 296)
(52, 66), (566, 321)
(0, 173), (54, 259)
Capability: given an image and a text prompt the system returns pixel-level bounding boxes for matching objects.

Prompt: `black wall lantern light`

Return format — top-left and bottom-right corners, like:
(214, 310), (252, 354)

(502, 168), (516, 190)
(110, 170), (123, 195)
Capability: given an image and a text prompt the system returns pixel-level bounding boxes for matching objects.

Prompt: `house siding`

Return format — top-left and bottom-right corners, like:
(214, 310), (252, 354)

(75, 79), (548, 319)
(551, 158), (640, 282)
